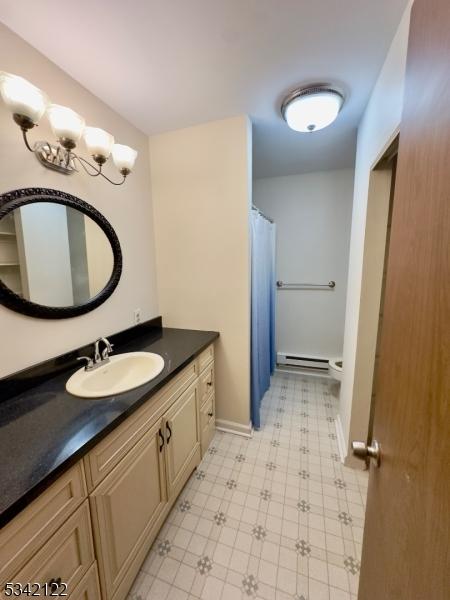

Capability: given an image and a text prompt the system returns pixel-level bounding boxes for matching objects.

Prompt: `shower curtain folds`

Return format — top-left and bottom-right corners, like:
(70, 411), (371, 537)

(251, 210), (276, 429)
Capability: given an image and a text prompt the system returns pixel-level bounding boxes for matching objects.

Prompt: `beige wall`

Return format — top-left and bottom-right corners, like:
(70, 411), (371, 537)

(0, 24), (159, 377)
(338, 3), (412, 465)
(149, 116), (252, 434)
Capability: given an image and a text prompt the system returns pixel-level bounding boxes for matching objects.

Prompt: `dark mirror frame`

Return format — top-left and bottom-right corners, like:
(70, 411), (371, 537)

(0, 187), (122, 319)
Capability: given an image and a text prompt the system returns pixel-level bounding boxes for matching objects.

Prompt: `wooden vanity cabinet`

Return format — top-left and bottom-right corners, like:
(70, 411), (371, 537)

(0, 344), (216, 600)
(88, 346), (214, 600)
(89, 381), (202, 600)
(89, 420), (167, 600)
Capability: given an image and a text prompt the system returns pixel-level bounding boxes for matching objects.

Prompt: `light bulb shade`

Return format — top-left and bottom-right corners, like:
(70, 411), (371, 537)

(84, 127), (114, 159)
(0, 72), (48, 123)
(47, 104), (85, 143)
(112, 144), (137, 172)
(282, 87), (344, 132)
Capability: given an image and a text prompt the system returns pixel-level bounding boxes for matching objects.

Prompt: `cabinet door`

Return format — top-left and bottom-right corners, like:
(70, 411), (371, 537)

(89, 421), (167, 599)
(69, 564), (101, 600)
(164, 383), (200, 497)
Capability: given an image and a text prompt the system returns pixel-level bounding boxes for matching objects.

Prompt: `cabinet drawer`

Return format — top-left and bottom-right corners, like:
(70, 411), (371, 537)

(0, 463), (87, 586)
(199, 362), (214, 407)
(84, 359), (198, 491)
(200, 395), (215, 456)
(198, 344), (214, 373)
(69, 563), (101, 600)
(5, 501), (94, 598)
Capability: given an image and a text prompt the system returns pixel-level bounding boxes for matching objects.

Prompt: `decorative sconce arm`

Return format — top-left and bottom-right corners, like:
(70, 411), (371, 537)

(21, 128), (34, 152)
(75, 155), (127, 186)
(20, 127), (128, 185)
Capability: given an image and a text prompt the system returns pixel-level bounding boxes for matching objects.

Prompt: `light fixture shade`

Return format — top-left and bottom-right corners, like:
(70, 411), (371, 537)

(282, 86), (344, 132)
(112, 144), (137, 172)
(84, 127), (114, 158)
(0, 72), (49, 123)
(47, 104), (85, 143)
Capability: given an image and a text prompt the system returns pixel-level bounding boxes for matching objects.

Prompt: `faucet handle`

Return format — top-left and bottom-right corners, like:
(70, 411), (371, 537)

(77, 356), (94, 371)
(101, 343), (114, 360)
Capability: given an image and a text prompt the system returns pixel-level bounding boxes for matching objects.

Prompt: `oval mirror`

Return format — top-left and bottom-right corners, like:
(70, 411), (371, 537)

(0, 188), (122, 318)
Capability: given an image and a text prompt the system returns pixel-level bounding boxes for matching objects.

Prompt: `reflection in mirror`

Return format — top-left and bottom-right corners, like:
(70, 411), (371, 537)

(0, 203), (114, 307)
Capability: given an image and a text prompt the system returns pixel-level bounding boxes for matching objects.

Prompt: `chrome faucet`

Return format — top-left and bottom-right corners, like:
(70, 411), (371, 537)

(94, 337), (114, 363)
(77, 337), (114, 371)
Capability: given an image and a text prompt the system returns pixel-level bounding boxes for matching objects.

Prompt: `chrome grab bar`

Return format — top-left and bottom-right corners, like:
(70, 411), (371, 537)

(276, 280), (335, 289)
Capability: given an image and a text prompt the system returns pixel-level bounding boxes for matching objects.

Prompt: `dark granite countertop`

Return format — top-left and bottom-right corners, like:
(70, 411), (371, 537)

(0, 323), (219, 528)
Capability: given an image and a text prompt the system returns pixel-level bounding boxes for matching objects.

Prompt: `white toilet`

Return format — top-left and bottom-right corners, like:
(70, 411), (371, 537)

(328, 358), (343, 382)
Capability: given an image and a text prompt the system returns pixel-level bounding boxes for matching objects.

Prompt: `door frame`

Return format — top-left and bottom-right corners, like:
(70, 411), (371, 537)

(344, 130), (400, 468)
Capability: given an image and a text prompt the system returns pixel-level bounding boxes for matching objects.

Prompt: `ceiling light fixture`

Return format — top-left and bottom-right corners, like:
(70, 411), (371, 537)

(0, 72), (137, 185)
(281, 85), (344, 133)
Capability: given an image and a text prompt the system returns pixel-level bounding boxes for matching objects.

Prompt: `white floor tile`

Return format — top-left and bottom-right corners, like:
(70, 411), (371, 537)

(127, 373), (368, 600)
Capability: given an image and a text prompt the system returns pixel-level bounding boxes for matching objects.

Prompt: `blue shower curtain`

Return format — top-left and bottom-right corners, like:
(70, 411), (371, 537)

(251, 211), (276, 429)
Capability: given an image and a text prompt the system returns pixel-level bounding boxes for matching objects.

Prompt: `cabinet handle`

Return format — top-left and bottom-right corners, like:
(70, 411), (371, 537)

(208, 411), (214, 417)
(159, 428), (164, 452)
(166, 422), (172, 445)
(47, 578), (62, 591)
(206, 380), (213, 387)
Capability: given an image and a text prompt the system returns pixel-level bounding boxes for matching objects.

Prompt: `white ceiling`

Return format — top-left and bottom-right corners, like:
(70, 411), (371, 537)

(0, 0), (408, 178)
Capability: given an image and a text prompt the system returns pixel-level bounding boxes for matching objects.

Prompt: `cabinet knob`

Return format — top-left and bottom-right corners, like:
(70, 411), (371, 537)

(208, 411), (214, 418)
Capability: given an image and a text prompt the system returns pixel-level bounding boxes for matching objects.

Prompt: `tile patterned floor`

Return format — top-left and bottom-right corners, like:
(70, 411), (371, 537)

(128, 372), (368, 600)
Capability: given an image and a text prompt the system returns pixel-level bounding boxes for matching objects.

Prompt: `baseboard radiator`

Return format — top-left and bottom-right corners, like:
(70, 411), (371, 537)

(277, 352), (329, 373)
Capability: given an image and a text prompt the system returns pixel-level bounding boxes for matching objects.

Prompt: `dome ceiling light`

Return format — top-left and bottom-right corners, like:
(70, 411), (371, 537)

(281, 85), (344, 133)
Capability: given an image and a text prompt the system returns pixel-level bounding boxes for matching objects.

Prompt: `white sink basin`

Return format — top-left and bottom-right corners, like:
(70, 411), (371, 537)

(66, 352), (165, 398)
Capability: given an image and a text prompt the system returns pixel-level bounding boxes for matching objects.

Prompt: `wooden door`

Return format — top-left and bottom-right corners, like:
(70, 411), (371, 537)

(164, 382), (200, 497)
(358, 0), (450, 598)
(89, 421), (167, 598)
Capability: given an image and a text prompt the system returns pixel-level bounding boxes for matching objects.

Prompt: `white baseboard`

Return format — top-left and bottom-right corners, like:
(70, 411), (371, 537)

(334, 415), (347, 464)
(216, 418), (253, 438)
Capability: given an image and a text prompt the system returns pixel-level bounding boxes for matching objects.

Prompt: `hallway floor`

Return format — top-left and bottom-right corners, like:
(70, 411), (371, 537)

(128, 372), (368, 600)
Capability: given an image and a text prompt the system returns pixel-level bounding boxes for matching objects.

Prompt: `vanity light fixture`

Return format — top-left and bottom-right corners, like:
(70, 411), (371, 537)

(281, 84), (344, 132)
(0, 72), (137, 185)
